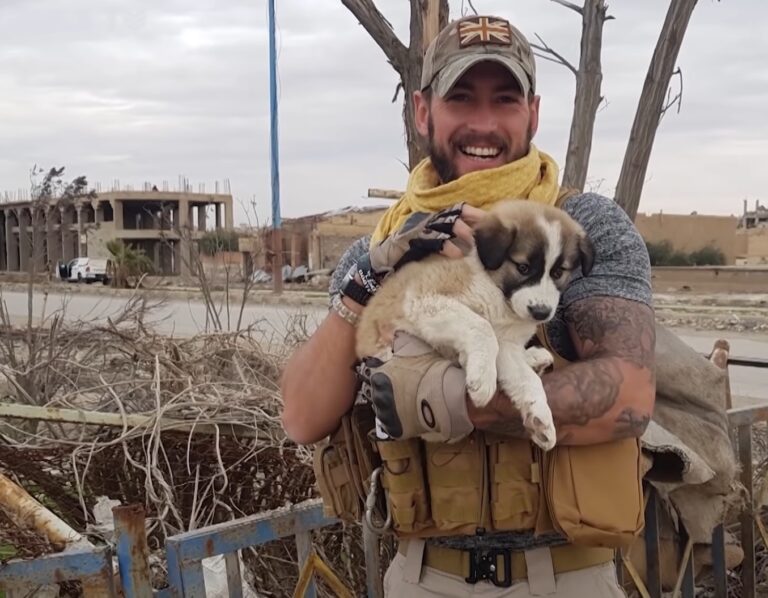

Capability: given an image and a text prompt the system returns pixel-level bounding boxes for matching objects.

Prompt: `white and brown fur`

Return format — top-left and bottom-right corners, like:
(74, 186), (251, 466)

(356, 199), (594, 450)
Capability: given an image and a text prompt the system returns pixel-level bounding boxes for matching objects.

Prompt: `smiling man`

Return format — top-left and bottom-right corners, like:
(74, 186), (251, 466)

(282, 14), (655, 597)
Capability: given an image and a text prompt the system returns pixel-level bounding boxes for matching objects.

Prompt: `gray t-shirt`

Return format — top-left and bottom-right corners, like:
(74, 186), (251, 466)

(329, 193), (652, 360)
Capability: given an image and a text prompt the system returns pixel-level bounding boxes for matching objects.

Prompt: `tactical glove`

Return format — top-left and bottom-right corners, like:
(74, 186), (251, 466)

(357, 331), (474, 443)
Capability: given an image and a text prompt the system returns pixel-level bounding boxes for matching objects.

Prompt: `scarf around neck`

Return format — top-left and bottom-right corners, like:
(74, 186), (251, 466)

(370, 144), (560, 246)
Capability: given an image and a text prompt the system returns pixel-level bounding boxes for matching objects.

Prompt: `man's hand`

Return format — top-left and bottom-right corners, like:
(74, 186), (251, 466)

(359, 331), (474, 443)
(367, 204), (483, 275)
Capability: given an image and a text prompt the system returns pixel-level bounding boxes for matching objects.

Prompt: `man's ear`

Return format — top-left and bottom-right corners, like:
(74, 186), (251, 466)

(413, 90), (429, 137)
(474, 215), (515, 271)
(578, 233), (595, 276)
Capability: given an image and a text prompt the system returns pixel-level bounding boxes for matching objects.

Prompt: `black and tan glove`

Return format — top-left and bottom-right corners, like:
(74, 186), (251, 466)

(345, 203), (467, 301)
(357, 331), (474, 443)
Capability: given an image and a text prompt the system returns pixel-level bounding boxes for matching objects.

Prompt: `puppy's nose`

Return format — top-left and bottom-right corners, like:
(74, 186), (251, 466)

(528, 304), (552, 321)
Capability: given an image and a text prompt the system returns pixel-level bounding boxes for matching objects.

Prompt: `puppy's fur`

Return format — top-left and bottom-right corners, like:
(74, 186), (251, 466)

(356, 199), (594, 449)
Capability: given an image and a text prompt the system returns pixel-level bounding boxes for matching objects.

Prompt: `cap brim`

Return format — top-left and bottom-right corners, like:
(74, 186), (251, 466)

(434, 54), (530, 98)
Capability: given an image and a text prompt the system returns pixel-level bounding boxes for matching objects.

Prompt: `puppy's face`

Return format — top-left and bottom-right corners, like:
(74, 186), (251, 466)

(473, 201), (594, 323)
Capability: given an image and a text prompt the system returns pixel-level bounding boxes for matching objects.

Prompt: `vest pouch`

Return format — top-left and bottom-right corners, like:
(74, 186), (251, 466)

(313, 436), (361, 522)
(488, 436), (540, 531)
(377, 438), (432, 533)
(544, 438), (644, 549)
(424, 436), (486, 534)
(342, 404), (381, 503)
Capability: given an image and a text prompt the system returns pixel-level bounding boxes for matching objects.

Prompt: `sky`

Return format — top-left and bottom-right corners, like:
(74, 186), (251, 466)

(0, 0), (766, 226)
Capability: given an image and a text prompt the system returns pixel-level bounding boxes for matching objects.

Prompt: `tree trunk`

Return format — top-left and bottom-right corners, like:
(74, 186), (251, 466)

(561, 0), (609, 191)
(342, 0), (448, 169)
(614, 0), (698, 220)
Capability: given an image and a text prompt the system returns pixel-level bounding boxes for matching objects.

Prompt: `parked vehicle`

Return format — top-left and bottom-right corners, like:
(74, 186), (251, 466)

(57, 257), (111, 284)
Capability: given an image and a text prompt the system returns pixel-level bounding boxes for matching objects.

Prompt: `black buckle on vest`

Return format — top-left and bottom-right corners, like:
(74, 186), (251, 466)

(465, 548), (513, 587)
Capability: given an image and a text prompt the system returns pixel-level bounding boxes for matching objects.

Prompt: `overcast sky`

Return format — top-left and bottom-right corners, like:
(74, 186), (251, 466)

(1, 0), (765, 226)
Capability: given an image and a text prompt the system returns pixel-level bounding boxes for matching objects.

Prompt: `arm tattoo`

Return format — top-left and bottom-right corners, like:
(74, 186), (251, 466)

(565, 298), (655, 368)
(545, 358), (623, 425)
(614, 408), (651, 439)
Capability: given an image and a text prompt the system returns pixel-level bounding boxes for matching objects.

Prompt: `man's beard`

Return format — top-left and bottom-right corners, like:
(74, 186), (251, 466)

(426, 116), (533, 184)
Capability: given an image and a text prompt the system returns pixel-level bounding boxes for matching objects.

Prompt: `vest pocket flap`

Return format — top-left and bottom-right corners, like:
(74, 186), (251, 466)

(492, 490), (535, 520)
(377, 439), (432, 533)
(488, 439), (539, 531)
(425, 439), (484, 531)
(313, 443), (360, 521)
(546, 439), (644, 549)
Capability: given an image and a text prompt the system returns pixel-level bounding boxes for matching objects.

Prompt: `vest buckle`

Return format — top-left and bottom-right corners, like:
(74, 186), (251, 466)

(465, 548), (513, 587)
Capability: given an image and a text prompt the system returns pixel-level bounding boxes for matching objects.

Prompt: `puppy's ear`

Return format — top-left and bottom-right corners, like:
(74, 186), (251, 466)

(578, 233), (595, 276)
(474, 215), (516, 271)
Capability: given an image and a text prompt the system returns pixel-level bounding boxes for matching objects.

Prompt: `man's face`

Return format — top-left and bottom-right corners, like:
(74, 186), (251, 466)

(414, 61), (540, 183)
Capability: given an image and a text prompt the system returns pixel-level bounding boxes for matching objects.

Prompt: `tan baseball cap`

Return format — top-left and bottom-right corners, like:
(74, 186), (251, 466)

(421, 15), (536, 98)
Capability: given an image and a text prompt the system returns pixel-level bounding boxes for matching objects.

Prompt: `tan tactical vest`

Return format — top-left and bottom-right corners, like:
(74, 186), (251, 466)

(313, 189), (645, 550)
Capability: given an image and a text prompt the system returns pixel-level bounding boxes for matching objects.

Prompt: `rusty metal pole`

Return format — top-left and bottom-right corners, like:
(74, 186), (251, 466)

(113, 504), (153, 598)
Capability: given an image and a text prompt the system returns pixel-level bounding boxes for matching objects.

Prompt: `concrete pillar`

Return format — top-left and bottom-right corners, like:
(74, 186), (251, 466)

(76, 206), (86, 257)
(153, 241), (161, 273)
(6, 212), (19, 271)
(161, 204), (171, 231)
(178, 199), (190, 229)
(0, 212), (6, 271)
(215, 203), (222, 230)
(60, 206), (75, 263)
(46, 208), (61, 272)
(18, 209), (31, 271)
(225, 199), (234, 229)
(290, 233), (299, 267)
(94, 201), (104, 224)
(112, 200), (123, 230)
(198, 204), (207, 231)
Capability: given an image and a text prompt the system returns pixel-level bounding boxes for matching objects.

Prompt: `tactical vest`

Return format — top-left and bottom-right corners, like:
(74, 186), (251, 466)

(313, 188), (645, 550)
(313, 325), (644, 550)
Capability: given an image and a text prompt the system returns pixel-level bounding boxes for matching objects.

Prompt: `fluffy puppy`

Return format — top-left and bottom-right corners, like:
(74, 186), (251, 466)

(355, 199), (594, 449)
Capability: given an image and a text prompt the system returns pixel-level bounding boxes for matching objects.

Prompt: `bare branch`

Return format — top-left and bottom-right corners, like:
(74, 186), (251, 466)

(531, 33), (578, 76)
(462, 0), (479, 16)
(660, 67), (683, 119)
(550, 0), (583, 16)
(391, 82), (403, 103)
(341, 0), (408, 72)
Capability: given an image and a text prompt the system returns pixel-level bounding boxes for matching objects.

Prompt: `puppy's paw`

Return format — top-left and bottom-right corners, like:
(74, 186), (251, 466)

(521, 398), (556, 451)
(465, 360), (497, 407)
(524, 346), (554, 376)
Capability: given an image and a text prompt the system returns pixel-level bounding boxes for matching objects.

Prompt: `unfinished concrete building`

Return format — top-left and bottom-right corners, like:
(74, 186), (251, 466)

(0, 191), (234, 276)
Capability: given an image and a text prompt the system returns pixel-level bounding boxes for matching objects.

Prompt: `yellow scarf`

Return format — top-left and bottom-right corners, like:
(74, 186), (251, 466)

(371, 144), (560, 245)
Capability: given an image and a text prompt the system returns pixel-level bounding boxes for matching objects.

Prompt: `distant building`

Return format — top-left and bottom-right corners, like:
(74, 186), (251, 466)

(0, 190), (234, 276)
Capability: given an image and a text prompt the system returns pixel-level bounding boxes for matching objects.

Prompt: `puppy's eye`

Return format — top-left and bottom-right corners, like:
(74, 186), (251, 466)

(551, 267), (564, 280)
(516, 263), (530, 275)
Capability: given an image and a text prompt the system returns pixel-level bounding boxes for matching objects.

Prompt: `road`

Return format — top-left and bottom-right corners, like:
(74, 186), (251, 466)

(2, 289), (766, 402)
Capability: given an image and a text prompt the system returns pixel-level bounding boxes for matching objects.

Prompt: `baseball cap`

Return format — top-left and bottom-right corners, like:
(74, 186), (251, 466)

(421, 15), (536, 99)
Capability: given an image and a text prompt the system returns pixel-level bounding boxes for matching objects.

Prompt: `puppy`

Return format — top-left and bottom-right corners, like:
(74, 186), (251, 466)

(355, 199), (594, 450)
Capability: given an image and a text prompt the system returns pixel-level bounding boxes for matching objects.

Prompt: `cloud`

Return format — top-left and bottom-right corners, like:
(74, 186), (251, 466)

(0, 0), (765, 224)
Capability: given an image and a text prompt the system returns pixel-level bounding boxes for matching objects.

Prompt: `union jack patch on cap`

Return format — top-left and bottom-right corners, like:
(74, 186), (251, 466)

(458, 17), (512, 47)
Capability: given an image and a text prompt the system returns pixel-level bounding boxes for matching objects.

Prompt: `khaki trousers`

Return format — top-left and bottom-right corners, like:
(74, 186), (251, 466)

(384, 551), (627, 597)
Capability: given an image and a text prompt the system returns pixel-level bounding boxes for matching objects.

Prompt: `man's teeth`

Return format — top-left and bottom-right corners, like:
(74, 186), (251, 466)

(461, 146), (501, 158)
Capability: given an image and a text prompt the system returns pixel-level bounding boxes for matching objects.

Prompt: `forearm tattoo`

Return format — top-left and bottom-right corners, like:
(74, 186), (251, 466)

(614, 408), (652, 439)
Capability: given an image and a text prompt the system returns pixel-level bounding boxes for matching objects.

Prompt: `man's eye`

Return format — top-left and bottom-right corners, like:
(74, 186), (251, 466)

(448, 93), (470, 102)
(496, 95), (517, 103)
(517, 263), (530, 275)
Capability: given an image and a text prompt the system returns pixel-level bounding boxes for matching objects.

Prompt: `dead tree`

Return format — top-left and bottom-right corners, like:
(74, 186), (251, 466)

(533, 0), (614, 191)
(341, 0), (449, 168)
(615, 0), (699, 220)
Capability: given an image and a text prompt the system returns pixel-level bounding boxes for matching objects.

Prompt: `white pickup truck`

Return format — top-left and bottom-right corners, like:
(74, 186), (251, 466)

(57, 257), (111, 284)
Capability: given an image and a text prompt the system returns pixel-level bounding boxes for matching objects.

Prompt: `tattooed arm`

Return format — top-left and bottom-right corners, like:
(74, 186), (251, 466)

(468, 296), (656, 445)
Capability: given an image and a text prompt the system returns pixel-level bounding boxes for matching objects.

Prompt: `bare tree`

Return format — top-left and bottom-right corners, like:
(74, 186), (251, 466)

(341, 0), (449, 168)
(614, 0), (700, 220)
(533, 0), (614, 191)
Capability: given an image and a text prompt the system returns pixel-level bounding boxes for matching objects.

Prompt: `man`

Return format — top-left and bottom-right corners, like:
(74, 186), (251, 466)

(282, 14), (655, 597)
